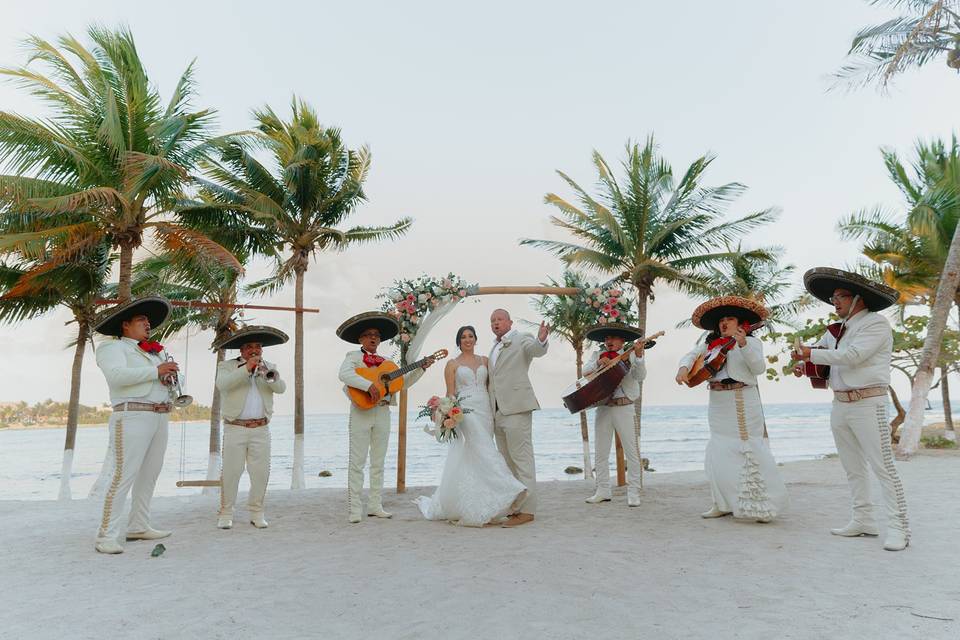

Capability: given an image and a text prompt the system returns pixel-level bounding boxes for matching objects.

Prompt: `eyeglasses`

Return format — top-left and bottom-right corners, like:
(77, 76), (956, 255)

(828, 294), (853, 304)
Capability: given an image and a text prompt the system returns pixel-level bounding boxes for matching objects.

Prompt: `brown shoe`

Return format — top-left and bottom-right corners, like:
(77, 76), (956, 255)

(501, 513), (534, 528)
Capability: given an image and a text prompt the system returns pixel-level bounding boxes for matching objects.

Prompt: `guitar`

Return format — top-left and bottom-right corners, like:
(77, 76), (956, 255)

(348, 349), (449, 410)
(685, 322), (766, 387)
(561, 331), (664, 414)
(795, 323), (844, 389)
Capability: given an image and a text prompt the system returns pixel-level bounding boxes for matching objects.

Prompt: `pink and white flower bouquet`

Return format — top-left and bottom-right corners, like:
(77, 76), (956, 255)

(417, 394), (471, 442)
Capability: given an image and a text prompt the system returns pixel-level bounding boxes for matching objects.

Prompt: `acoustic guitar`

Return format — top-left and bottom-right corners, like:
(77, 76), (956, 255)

(348, 349), (449, 410)
(685, 322), (766, 387)
(561, 331), (664, 414)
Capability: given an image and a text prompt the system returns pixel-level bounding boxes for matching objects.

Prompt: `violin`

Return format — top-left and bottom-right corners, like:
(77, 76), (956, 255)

(796, 323), (845, 389)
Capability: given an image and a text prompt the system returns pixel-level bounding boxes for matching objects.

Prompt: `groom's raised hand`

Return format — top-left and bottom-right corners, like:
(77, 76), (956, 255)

(537, 321), (551, 343)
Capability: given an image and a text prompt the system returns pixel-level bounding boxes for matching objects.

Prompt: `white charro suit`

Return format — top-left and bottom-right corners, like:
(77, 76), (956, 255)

(488, 330), (548, 514)
(583, 349), (646, 494)
(215, 358), (286, 520)
(94, 337), (171, 546)
(339, 350), (425, 520)
(810, 309), (909, 538)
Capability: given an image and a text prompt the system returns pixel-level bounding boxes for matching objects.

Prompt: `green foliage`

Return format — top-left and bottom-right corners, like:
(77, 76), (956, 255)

(920, 435), (958, 449)
(0, 399), (211, 425)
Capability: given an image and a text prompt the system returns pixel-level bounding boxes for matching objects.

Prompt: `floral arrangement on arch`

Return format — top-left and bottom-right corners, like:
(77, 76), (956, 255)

(379, 273), (474, 345)
(581, 284), (634, 325)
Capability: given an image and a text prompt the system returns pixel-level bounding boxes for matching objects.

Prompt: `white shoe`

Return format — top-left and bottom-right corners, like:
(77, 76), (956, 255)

(883, 529), (909, 551)
(367, 508), (393, 519)
(217, 517), (233, 529)
(830, 521), (879, 537)
(701, 506), (732, 519)
(125, 528), (172, 541)
(585, 492), (612, 504)
(250, 515), (269, 529)
(348, 514), (362, 524)
(756, 517), (773, 524)
(95, 540), (124, 554)
(627, 489), (641, 507)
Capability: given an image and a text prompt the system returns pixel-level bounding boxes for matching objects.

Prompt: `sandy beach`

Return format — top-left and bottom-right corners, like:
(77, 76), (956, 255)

(1, 452), (957, 640)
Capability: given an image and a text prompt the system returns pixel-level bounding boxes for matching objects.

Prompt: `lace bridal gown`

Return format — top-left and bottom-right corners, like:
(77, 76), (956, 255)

(415, 364), (526, 526)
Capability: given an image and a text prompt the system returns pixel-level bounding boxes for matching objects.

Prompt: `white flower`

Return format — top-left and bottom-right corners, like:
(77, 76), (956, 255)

(501, 339), (512, 348)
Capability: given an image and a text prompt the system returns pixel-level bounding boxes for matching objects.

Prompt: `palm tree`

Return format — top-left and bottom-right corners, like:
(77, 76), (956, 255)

(0, 25), (240, 301)
(529, 271), (623, 480)
(840, 137), (960, 439)
(835, 0), (960, 88)
(185, 99), (413, 488)
(684, 243), (813, 330)
(837, 2), (960, 456)
(0, 241), (112, 499)
(521, 136), (778, 453)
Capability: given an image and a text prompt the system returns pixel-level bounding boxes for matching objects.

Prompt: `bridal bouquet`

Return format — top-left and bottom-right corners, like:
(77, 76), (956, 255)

(417, 395), (471, 442)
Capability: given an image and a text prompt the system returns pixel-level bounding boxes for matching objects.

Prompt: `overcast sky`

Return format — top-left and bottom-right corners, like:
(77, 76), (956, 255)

(1, 1), (957, 413)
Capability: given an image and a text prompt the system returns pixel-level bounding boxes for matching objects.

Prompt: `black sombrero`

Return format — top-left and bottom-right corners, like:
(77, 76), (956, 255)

(213, 325), (289, 350)
(336, 311), (400, 344)
(93, 296), (172, 337)
(585, 322), (644, 343)
(691, 296), (768, 331)
(803, 267), (899, 311)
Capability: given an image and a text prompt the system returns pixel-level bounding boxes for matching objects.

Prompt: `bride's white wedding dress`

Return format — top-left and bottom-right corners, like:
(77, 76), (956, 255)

(415, 364), (526, 526)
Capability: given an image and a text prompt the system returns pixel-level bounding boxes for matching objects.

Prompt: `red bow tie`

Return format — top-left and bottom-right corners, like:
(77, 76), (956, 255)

(601, 350), (620, 360)
(138, 340), (164, 354)
(362, 352), (385, 367)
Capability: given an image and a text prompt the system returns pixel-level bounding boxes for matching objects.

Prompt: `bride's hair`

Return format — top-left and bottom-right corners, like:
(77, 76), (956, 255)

(455, 325), (477, 348)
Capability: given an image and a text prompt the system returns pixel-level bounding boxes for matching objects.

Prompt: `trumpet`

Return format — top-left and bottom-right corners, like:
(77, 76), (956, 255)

(162, 353), (194, 407)
(254, 357), (278, 381)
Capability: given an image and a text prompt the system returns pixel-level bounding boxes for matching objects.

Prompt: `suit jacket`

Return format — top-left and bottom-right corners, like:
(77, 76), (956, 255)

(95, 338), (167, 404)
(678, 335), (766, 386)
(582, 349), (646, 402)
(487, 331), (548, 415)
(338, 350), (425, 407)
(809, 310), (892, 389)
(216, 357), (287, 421)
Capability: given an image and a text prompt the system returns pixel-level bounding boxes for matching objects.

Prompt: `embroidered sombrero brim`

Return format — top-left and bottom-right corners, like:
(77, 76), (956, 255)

(336, 311), (400, 344)
(803, 267), (899, 311)
(691, 296), (768, 331)
(213, 325), (289, 350)
(93, 296), (172, 336)
(585, 322), (644, 342)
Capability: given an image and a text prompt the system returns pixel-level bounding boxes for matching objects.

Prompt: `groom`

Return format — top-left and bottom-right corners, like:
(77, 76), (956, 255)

(488, 309), (550, 527)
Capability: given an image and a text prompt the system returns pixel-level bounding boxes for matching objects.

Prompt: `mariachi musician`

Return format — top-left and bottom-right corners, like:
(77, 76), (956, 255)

(792, 267), (909, 551)
(337, 312), (436, 524)
(582, 322), (647, 508)
(675, 296), (787, 522)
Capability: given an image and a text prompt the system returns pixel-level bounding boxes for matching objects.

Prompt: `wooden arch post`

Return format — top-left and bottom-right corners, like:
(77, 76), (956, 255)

(395, 285), (631, 492)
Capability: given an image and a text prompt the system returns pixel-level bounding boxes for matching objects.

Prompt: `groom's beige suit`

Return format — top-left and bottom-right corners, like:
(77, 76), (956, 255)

(488, 329), (548, 515)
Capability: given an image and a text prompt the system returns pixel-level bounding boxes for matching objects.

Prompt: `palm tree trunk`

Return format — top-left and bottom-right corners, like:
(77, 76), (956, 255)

(117, 242), (134, 300)
(898, 223), (960, 455)
(941, 367), (954, 438)
(888, 385), (906, 442)
(574, 342), (592, 479)
(291, 265), (306, 488)
(204, 348), (225, 494)
(631, 290), (649, 488)
(59, 320), (89, 500)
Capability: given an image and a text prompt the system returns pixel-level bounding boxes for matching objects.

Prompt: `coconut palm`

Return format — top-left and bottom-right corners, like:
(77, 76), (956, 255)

(0, 25), (240, 301)
(840, 137), (960, 437)
(0, 240), (112, 499)
(521, 136), (778, 451)
(835, 0), (960, 88)
(183, 99), (413, 488)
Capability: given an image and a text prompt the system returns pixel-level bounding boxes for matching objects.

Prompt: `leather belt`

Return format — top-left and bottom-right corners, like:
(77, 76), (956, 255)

(604, 397), (633, 406)
(113, 402), (172, 413)
(225, 418), (269, 428)
(834, 386), (887, 403)
(708, 381), (746, 391)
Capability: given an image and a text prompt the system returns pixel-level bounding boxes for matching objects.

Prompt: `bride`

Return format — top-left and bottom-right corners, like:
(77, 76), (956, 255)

(415, 325), (526, 526)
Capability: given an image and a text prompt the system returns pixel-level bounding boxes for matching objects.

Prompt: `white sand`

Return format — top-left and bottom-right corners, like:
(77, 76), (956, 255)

(2, 453), (958, 640)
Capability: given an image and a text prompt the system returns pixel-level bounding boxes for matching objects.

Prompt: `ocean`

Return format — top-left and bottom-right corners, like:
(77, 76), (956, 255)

(0, 402), (952, 500)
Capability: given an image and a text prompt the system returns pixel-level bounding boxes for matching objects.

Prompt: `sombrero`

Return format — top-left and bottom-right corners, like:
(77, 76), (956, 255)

(213, 325), (289, 351)
(691, 296), (768, 331)
(803, 267), (899, 311)
(336, 311), (400, 344)
(93, 296), (172, 336)
(585, 322), (649, 345)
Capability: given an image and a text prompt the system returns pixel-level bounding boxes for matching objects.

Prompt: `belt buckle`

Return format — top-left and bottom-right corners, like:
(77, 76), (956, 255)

(850, 389), (863, 402)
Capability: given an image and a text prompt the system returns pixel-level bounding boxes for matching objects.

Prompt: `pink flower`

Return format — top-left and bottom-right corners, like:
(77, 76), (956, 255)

(410, 315), (419, 325)
(401, 333), (411, 343)
(593, 288), (602, 296)
(427, 396), (440, 408)
(593, 301), (601, 308)
(442, 418), (455, 429)
(442, 279), (452, 288)
(608, 297), (618, 305)
(459, 289), (467, 297)
(598, 317), (607, 324)
(449, 407), (462, 416)
(406, 294), (415, 301)
(602, 304), (613, 314)
(610, 309), (620, 318)
(611, 289), (622, 296)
